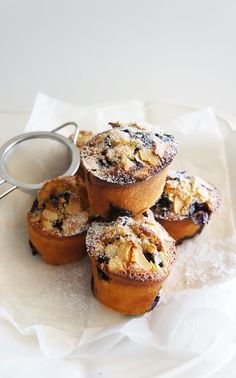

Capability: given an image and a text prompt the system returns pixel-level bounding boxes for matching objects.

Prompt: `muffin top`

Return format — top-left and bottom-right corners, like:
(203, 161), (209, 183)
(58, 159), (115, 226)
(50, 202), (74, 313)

(152, 170), (221, 225)
(81, 122), (178, 185)
(86, 215), (176, 281)
(28, 176), (90, 237)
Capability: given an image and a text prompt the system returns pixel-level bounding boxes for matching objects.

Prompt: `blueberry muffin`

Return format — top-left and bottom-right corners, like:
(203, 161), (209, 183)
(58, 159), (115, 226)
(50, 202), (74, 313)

(86, 215), (176, 315)
(28, 176), (90, 265)
(81, 122), (178, 218)
(151, 171), (221, 244)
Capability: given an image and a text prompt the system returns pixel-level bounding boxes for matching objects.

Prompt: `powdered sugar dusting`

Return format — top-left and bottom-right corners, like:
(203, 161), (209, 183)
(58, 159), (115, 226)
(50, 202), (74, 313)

(86, 216), (175, 281)
(160, 234), (236, 303)
(81, 122), (178, 185)
(62, 211), (90, 235)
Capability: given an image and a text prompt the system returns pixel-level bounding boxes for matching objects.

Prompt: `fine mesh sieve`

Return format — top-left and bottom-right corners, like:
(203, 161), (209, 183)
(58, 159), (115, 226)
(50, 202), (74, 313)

(0, 122), (80, 199)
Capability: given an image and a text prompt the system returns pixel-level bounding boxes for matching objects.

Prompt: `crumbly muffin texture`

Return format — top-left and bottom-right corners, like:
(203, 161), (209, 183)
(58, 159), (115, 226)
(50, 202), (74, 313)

(81, 122), (178, 184)
(28, 177), (90, 237)
(153, 171), (221, 225)
(86, 215), (175, 281)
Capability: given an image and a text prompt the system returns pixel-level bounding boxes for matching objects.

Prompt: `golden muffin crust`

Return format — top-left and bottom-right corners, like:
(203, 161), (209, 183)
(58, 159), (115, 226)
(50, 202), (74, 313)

(81, 122), (178, 185)
(152, 170), (221, 225)
(28, 176), (90, 238)
(86, 215), (176, 282)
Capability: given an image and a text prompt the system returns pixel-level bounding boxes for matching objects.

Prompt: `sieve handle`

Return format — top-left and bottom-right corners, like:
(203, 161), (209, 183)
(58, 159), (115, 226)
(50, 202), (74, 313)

(0, 179), (18, 200)
(51, 122), (79, 145)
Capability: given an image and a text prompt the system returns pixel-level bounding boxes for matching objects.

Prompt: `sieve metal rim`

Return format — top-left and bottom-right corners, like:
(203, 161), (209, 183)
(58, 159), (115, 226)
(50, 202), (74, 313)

(0, 126), (80, 196)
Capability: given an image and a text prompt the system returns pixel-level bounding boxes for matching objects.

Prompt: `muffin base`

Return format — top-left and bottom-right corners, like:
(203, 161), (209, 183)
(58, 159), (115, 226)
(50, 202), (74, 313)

(28, 216), (86, 265)
(85, 167), (169, 219)
(157, 217), (203, 245)
(90, 257), (164, 315)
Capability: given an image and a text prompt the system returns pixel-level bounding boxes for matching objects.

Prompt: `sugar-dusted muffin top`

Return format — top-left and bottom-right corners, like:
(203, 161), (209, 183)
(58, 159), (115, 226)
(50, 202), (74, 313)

(28, 176), (90, 237)
(152, 170), (221, 225)
(86, 215), (176, 281)
(81, 122), (178, 185)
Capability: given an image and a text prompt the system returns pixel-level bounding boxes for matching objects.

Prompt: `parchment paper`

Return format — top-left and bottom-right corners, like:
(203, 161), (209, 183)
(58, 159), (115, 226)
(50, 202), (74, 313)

(0, 93), (235, 377)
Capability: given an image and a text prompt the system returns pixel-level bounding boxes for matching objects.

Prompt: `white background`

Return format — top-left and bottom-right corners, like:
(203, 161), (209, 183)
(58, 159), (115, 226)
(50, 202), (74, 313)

(0, 0), (235, 114)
